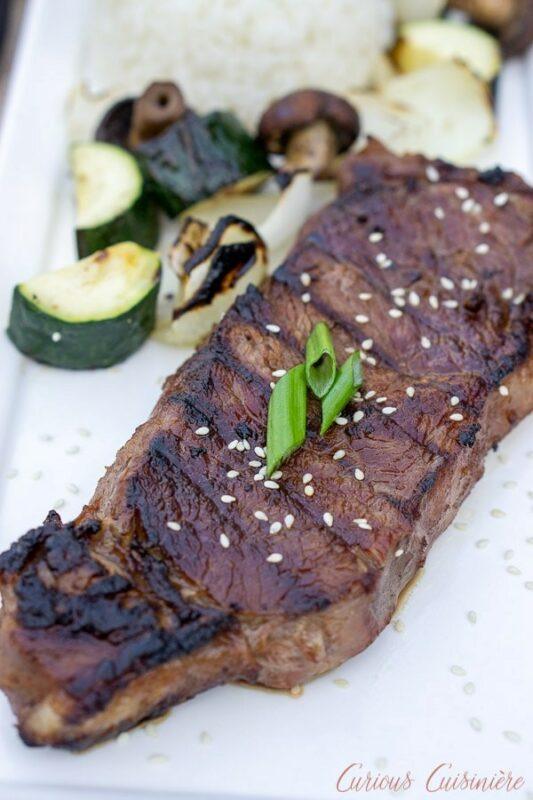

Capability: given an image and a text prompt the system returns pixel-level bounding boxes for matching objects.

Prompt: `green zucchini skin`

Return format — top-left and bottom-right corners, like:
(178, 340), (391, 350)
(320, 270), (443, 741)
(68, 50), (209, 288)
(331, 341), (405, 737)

(7, 281), (159, 370)
(76, 192), (159, 258)
(136, 110), (269, 218)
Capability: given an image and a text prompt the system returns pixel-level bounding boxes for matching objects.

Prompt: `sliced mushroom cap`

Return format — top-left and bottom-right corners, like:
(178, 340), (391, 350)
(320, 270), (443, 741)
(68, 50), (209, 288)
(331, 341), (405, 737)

(258, 89), (359, 178)
(129, 82), (187, 148)
(258, 89), (360, 154)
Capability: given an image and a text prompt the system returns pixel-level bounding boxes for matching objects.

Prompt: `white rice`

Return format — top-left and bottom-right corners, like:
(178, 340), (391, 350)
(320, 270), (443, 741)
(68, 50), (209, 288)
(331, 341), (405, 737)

(73, 0), (394, 135)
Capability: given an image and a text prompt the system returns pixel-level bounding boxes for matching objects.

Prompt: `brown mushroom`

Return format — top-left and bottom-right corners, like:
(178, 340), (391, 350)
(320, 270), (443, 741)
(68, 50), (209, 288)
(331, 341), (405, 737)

(449, 0), (533, 56)
(257, 89), (360, 179)
(128, 81), (186, 148)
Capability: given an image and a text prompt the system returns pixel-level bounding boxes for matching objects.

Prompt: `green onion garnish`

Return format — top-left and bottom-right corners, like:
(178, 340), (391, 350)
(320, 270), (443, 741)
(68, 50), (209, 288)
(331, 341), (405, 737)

(305, 321), (337, 399)
(266, 364), (307, 477)
(320, 351), (363, 435)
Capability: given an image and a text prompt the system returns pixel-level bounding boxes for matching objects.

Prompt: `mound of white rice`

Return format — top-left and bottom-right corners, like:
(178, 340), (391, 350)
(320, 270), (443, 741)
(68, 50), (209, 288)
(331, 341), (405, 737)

(78, 0), (394, 131)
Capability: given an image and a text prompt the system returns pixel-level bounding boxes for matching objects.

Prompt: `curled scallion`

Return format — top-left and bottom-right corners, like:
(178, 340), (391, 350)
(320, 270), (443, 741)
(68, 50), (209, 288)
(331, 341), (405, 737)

(305, 321), (337, 398)
(320, 351), (363, 435)
(266, 364), (307, 476)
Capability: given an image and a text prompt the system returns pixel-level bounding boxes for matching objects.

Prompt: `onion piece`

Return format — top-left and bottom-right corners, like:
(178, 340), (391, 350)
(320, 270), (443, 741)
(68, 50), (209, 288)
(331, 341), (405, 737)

(257, 171), (313, 272)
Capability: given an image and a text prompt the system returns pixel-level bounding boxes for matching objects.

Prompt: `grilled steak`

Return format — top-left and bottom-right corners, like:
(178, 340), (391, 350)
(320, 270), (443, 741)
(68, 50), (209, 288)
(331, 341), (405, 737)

(0, 141), (531, 749)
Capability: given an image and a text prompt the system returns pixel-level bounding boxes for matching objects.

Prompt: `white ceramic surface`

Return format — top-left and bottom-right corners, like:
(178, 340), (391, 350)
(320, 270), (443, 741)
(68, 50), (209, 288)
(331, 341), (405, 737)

(0, 2), (531, 798)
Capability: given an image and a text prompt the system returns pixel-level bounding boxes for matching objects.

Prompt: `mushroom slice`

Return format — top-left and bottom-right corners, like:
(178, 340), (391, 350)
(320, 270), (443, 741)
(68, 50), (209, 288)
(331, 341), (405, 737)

(161, 216), (267, 346)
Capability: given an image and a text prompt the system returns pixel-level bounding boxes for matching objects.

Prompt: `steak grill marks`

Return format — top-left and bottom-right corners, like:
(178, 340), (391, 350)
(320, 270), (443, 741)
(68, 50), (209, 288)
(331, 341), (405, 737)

(0, 141), (531, 748)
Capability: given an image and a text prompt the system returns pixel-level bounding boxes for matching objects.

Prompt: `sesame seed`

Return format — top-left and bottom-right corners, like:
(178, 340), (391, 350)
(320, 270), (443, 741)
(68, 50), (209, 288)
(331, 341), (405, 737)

(369, 231), (383, 243)
(266, 323), (280, 333)
(66, 482), (79, 494)
(408, 291), (420, 306)
(264, 480), (279, 489)
(393, 619), (405, 633)
(494, 192), (509, 207)
(440, 276), (454, 290)
(513, 292), (525, 305)
(426, 165), (440, 182)
(429, 295), (439, 309)
(469, 718), (482, 732)
(376, 253), (392, 268)
(271, 470), (283, 480)
(255, 446), (266, 458)
(269, 521), (282, 534)
(226, 469), (239, 478)
(501, 287), (513, 300)
(442, 299), (458, 309)
(395, 548), (404, 557)
(463, 682), (475, 695)
(461, 198), (475, 213)
(219, 533), (230, 548)
(301, 292), (311, 303)
(394, 296), (406, 307)
(365, 390), (376, 399)
(304, 485), (315, 497)
(503, 731), (521, 744)
(467, 610), (477, 625)
(391, 287), (405, 296)
(167, 521), (181, 531)
(475, 243), (489, 254)
(504, 549), (514, 560)
(335, 417), (348, 427)
(388, 308), (403, 318)
(300, 272), (311, 286)
(270, 382), (275, 390)
(455, 187), (469, 199)
(499, 385), (509, 396)
(475, 538), (489, 549)
(147, 754), (169, 765)
(366, 356), (377, 366)
(506, 565), (521, 575)
(221, 495), (236, 504)
(525, 581), (533, 591)
(272, 369), (286, 378)
(450, 396), (459, 406)
(490, 508), (506, 518)
(354, 468), (364, 481)
(266, 553), (283, 563)
(303, 473), (313, 484)
(449, 413), (464, 421)
(421, 336), (431, 349)
(254, 510), (268, 521)
(333, 678), (350, 688)
(242, 439), (251, 451)
(353, 410), (364, 423)
(195, 426), (209, 436)
(361, 338), (373, 350)
(323, 512), (333, 527)
(355, 314), (369, 324)
(451, 665), (467, 676)
(382, 407), (397, 415)
(284, 514), (294, 529)
(434, 206), (445, 220)
(406, 386), (415, 398)
(228, 439), (239, 450)
(479, 221), (490, 234)
(51, 331), (62, 342)
(359, 292), (372, 300)
(249, 460), (261, 468)
(376, 396), (387, 403)
(333, 449), (346, 460)
(461, 278), (477, 290)
(65, 445), (80, 455)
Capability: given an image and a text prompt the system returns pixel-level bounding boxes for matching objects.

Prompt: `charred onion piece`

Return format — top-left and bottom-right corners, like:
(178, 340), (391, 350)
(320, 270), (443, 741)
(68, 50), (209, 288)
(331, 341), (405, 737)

(258, 89), (360, 178)
(164, 216), (267, 346)
(128, 82), (186, 148)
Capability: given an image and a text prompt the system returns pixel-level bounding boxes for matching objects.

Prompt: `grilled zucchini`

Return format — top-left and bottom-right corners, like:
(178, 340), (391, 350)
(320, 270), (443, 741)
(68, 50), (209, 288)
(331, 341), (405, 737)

(7, 242), (160, 369)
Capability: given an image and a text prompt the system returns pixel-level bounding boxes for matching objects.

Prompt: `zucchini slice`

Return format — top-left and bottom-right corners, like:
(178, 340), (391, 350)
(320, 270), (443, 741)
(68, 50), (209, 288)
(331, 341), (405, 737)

(7, 242), (160, 369)
(72, 142), (159, 258)
(393, 19), (502, 82)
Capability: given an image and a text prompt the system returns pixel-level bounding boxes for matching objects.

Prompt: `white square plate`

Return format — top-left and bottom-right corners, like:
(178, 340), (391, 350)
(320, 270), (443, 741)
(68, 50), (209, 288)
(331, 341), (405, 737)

(0, 2), (531, 798)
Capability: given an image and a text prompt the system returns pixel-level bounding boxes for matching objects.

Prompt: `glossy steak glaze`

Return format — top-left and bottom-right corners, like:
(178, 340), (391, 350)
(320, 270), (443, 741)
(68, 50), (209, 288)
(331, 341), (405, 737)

(0, 142), (531, 748)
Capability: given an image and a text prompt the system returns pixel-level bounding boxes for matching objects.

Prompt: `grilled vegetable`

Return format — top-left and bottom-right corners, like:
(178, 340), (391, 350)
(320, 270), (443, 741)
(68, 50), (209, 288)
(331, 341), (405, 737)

(72, 142), (159, 257)
(393, 19), (502, 82)
(159, 216), (266, 347)
(7, 243), (160, 369)
(136, 110), (269, 217)
(348, 62), (495, 163)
